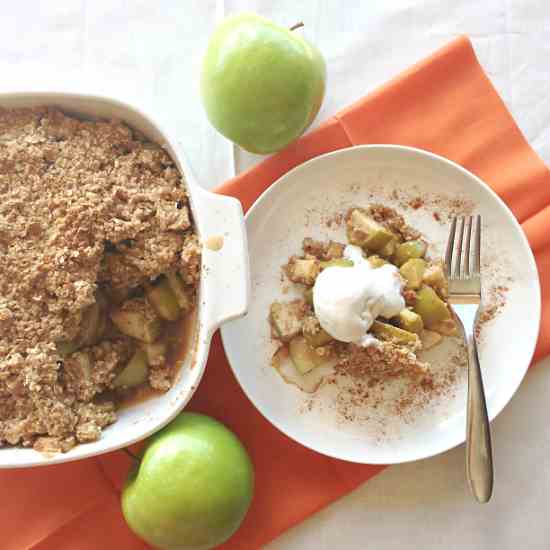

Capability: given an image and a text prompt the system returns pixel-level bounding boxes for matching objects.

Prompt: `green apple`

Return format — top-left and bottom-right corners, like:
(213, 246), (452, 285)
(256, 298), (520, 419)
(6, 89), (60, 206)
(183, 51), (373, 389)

(122, 412), (254, 550)
(201, 13), (326, 154)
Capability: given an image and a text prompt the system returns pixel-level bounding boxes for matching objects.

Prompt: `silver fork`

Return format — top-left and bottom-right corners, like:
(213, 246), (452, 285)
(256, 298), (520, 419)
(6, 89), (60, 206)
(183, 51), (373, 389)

(445, 215), (493, 503)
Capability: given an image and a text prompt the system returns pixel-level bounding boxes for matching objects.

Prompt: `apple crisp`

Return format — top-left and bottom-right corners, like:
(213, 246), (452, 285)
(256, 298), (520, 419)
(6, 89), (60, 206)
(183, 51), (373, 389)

(0, 107), (201, 452)
(269, 205), (456, 392)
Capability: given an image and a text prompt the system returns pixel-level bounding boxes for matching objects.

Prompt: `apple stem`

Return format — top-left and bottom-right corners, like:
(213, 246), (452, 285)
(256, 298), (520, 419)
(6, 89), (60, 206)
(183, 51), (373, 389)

(123, 447), (140, 463)
(289, 21), (304, 31)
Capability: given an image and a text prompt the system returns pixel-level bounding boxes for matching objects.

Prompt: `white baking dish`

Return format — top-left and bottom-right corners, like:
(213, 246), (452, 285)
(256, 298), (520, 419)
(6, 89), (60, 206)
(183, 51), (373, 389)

(0, 92), (249, 468)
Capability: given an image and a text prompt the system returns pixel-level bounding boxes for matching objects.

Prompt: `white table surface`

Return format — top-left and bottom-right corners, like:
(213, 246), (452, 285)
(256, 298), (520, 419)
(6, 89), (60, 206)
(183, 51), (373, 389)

(2, 1), (550, 548)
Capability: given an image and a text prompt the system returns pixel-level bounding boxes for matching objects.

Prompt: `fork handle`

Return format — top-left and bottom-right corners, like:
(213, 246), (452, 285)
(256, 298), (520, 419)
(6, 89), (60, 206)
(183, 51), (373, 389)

(464, 325), (494, 503)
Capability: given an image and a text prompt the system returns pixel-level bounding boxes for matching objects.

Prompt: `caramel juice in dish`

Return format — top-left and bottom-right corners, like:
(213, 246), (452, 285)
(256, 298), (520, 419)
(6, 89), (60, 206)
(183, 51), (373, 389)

(116, 307), (198, 407)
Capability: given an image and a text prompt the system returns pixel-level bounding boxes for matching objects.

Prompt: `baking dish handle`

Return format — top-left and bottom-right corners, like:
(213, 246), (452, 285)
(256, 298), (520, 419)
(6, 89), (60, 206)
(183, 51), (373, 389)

(193, 186), (250, 335)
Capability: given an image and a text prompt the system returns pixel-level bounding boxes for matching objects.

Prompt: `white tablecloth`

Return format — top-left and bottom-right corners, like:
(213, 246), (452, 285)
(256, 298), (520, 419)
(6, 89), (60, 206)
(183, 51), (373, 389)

(2, 1), (549, 548)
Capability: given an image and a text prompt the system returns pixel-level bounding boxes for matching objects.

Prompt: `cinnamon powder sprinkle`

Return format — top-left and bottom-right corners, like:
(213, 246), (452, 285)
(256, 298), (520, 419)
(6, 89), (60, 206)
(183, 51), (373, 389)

(409, 197), (424, 209)
(476, 285), (509, 338)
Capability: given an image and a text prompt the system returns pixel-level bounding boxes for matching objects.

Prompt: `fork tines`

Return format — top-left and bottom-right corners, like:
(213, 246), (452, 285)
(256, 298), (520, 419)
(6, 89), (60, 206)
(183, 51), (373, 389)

(445, 215), (481, 280)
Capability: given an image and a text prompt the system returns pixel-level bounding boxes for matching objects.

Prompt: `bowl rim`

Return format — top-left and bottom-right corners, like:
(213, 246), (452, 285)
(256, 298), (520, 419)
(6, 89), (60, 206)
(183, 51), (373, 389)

(221, 143), (541, 464)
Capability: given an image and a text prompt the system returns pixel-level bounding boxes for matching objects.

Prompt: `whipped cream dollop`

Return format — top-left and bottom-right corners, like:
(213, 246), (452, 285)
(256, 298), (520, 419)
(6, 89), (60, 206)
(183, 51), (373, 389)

(313, 245), (405, 346)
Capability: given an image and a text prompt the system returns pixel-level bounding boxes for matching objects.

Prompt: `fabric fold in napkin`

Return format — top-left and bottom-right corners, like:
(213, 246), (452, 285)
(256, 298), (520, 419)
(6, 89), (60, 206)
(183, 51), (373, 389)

(3, 36), (549, 550)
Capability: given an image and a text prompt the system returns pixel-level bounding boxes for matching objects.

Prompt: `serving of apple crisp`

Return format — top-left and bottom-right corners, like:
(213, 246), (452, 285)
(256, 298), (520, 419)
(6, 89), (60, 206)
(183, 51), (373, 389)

(269, 204), (457, 392)
(0, 107), (200, 452)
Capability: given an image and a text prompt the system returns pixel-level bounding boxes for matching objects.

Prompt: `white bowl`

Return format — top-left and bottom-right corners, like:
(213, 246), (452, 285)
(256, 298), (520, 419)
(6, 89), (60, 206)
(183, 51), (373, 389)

(221, 145), (540, 464)
(0, 92), (250, 468)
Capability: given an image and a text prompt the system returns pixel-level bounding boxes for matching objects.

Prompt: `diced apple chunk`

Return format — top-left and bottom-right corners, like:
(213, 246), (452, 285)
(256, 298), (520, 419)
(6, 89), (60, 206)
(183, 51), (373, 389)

(269, 300), (307, 342)
(76, 301), (102, 348)
(145, 278), (181, 321)
(285, 257), (321, 286)
(400, 258), (427, 290)
(304, 329), (333, 348)
(272, 346), (335, 393)
(289, 336), (333, 374)
(166, 272), (193, 313)
(347, 209), (394, 252)
(392, 239), (427, 267)
(423, 262), (448, 297)
(396, 309), (424, 334)
(379, 236), (398, 258)
(81, 293), (107, 346)
(367, 255), (387, 268)
(413, 285), (451, 328)
(371, 321), (419, 345)
(110, 297), (162, 343)
(113, 349), (149, 388)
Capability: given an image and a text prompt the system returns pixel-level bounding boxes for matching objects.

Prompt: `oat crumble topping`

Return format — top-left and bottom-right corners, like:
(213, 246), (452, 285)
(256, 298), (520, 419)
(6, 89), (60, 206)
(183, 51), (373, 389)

(0, 107), (201, 452)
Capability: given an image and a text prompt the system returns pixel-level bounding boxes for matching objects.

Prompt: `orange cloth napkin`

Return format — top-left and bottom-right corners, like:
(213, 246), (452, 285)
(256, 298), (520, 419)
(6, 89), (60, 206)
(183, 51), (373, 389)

(3, 36), (550, 550)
